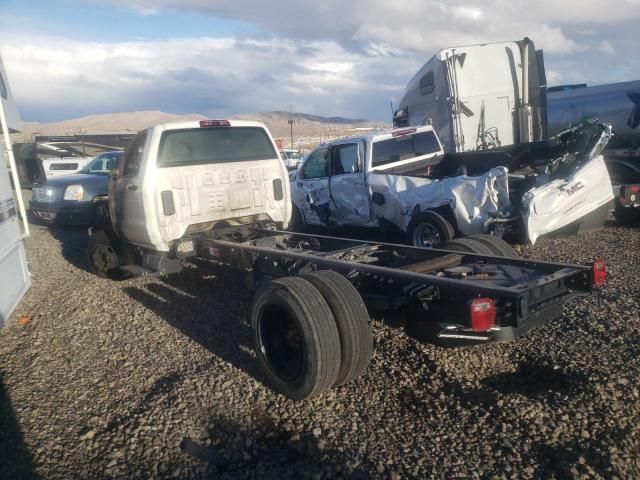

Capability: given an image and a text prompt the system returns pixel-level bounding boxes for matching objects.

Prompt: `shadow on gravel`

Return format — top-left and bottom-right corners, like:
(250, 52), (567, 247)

(123, 260), (262, 383)
(480, 361), (593, 402)
(0, 375), (40, 480)
(180, 413), (372, 479)
(46, 224), (90, 272)
(532, 426), (631, 479)
(397, 359), (594, 414)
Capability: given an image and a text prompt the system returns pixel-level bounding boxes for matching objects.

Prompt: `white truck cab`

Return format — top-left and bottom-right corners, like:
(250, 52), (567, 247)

(91, 119), (290, 277)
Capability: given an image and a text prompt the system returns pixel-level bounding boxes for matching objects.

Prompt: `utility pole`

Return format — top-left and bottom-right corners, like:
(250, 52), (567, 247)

(79, 128), (86, 156)
(288, 107), (295, 149)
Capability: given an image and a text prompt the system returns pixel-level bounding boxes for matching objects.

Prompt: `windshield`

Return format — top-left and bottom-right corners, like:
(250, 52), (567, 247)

(79, 152), (123, 174)
(158, 127), (277, 166)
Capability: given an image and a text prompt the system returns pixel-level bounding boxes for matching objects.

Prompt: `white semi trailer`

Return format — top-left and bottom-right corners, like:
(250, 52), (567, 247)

(394, 38), (547, 153)
(0, 52), (31, 326)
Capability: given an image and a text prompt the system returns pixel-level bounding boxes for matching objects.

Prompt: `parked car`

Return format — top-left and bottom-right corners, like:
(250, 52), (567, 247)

(41, 156), (92, 179)
(606, 158), (640, 224)
(290, 122), (614, 245)
(280, 148), (303, 170)
(30, 151), (123, 225)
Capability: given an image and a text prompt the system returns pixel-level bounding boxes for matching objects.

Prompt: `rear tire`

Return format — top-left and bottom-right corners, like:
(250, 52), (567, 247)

(467, 234), (518, 258)
(303, 270), (373, 387)
(408, 211), (455, 248)
(439, 237), (494, 255)
(251, 277), (341, 400)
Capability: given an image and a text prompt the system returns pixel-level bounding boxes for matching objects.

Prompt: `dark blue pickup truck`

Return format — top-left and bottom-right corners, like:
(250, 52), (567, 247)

(30, 151), (122, 225)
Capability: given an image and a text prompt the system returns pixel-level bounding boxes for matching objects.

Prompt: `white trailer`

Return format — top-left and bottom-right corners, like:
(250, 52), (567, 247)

(394, 38), (547, 153)
(0, 52), (31, 326)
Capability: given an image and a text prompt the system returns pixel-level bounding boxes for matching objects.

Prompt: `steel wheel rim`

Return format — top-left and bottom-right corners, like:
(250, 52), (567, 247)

(413, 223), (441, 247)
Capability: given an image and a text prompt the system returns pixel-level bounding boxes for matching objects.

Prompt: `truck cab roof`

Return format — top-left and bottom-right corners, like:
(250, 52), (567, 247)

(146, 119), (270, 133)
(316, 125), (438, 149)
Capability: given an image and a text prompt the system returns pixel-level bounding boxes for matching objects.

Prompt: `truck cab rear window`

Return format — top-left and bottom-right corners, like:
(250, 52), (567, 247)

(158, 127), (277, 167)
(372, 131), (440, 167)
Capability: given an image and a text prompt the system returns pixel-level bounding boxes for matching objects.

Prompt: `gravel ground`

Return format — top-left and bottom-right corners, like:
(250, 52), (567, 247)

(1, 220), (639, 479)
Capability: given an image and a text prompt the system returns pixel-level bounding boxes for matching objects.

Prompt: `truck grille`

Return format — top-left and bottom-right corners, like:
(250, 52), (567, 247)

(32, 186), (62, 202)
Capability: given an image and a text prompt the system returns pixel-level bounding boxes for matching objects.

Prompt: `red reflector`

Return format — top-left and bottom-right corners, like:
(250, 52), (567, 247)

(619, 196), (626, 203)
(630, 185), (640, 194)
(469, 298), (495, 332)
(592, 259), (606, 286)
(392, 128), (417, 137)
(200, 119), (230, 128)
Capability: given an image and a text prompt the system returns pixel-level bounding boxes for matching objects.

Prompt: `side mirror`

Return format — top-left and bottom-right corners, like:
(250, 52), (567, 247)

(110, 170), (119, 180)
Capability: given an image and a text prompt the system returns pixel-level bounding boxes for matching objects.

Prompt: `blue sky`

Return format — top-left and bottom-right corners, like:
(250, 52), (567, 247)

(1, 0), (638, 123)
(0, 0), (256, 42)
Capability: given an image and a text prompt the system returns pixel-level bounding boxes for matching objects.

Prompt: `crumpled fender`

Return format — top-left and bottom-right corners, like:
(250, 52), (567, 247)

(522, 154), (614, 244)
(368, 167), (512, 234)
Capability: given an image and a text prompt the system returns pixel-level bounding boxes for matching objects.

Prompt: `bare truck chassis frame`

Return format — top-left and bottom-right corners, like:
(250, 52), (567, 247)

(197, 226), (596, 344)
(95, 222), (601, 399)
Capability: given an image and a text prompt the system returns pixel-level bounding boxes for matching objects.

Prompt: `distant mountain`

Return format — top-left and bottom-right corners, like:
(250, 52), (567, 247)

(236, 110), (372, 125)
(19, 111), (207, 138)
(16, 110), (391, 149)
(232, 111), (390, 145)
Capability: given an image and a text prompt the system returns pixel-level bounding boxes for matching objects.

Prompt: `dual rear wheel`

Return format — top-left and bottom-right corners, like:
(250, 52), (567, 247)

(251, 271), (373, 400)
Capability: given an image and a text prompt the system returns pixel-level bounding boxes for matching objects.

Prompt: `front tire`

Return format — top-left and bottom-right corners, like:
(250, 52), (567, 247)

(251, 277), (341, 400)
(408, 211), (455, 248)
(87, 229), (131, 279)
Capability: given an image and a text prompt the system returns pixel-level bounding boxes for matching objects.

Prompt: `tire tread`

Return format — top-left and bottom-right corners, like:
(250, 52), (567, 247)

(303, 270), (373, 386)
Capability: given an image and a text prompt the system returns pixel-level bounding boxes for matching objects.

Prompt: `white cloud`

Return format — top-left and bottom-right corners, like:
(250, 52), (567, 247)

(98, 0), (640, 48)
(597, 40), (616, 56)
(2, 1), (638, 121)
(128, 5), (159, 16)
(0, 33), (416, 121)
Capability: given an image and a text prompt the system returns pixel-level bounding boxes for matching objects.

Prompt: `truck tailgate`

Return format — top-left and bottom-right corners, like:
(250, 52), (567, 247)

(522, 154), (614, 244)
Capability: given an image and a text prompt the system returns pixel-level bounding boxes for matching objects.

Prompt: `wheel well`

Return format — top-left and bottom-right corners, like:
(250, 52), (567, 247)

(412, 204), (459, 235)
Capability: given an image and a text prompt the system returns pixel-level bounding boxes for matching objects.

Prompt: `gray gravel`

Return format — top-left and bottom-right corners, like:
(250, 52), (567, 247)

(1, 221), (639, 479)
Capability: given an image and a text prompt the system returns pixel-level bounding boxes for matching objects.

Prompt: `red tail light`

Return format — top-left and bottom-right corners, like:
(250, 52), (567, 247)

(592, 259), (606, 286)
(200, 120), (230, 128)
(469, 298), (495, 332)
(630, 185), (640, 194)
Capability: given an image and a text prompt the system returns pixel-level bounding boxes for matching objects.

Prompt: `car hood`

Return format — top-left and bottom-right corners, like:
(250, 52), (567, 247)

(37, 173), (109, 189)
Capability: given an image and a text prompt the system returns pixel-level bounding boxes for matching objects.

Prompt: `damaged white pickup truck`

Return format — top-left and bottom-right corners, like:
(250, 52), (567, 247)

(290, 122), (614, 245)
